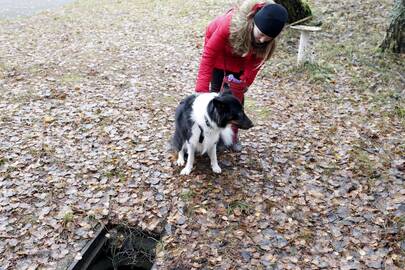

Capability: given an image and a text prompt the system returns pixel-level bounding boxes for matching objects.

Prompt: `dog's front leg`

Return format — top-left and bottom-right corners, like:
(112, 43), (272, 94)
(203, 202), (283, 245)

(180, 143), (195, 175)
(176, 144), (185, 166)
(208, 144), (221, 174)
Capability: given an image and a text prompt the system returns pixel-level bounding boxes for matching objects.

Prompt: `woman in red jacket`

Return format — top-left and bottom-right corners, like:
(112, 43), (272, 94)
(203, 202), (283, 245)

(195, 0), (288, 151)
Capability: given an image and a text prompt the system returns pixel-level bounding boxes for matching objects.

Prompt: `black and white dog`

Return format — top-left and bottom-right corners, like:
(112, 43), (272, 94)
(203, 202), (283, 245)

(172, 91), (253, 175)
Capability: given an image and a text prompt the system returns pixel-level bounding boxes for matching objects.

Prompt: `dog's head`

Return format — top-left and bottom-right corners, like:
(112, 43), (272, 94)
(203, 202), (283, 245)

(210, 92), (253, 130)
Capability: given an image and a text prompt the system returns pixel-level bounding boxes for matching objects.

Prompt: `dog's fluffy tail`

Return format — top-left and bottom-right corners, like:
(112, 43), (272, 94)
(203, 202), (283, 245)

(167, 136), (181, 153)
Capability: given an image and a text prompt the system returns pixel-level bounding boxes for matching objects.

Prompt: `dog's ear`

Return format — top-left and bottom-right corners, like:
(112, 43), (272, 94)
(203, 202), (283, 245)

(213, 97), (227, 112)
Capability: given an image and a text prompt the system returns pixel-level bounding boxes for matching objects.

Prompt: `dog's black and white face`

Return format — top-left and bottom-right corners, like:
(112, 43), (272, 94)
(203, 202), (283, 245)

(209, 92), (253, 130)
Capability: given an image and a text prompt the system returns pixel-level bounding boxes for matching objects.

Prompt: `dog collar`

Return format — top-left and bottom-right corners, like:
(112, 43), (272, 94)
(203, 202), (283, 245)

(204, 116), (211, 128)
(198, 125), (204, 143)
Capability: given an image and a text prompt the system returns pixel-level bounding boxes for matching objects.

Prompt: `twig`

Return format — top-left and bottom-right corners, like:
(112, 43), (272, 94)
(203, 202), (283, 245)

(0, 235), (16, 239)
(288, 16), (313, 27)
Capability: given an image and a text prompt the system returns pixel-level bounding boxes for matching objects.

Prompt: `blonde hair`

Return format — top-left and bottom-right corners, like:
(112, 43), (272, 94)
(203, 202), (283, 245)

(229, 0), (277, 67)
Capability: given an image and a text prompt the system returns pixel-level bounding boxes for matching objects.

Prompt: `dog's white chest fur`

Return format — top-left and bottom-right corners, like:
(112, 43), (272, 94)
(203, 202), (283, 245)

(191, 93), (232, 154)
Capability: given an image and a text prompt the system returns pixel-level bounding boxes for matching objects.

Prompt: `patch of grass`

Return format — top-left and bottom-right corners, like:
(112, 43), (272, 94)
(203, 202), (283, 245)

(0, 114), (12, 122)
(393, 215), (405, 229)
(349, 146), (381, 179)
(247, 156), (262, 170)
(159, 94), (178, 106)
(62, 211), (74, 225)
(103, 168), (126, 182)
(28, 147), (41, 158)
(85, 214), (103, 230)
(61, 73), (83, 85)
(227, 200), (251, 216)
(371, 90), (401, 104)
(298, 228), (315, 243)
(244, 99), (272, 120)
(394, 105), (405, 119)
(385, 215), (405, 268)
(27, 64), (46, 76)
(323, 163), (337, 177)
(7, 91), (40, 103)
(20, 213), (38, 225)
(88, 214), (97, 223)
(350, 73), (370, 91)
(368, 90), (404, 121)
(119, 172), (127, 183)
(180, 190), (195, 202)
(265, 199), (278, 212)
(155, 238), (166, 254)
(0, 62), (6, 79)
(292, 62), (335, 84)
(184, 204), (201, 218)
(353, 148), (373, 173)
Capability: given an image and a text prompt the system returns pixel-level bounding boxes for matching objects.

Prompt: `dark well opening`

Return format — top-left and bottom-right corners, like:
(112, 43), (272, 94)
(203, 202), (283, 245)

(68, 224), (161, 270)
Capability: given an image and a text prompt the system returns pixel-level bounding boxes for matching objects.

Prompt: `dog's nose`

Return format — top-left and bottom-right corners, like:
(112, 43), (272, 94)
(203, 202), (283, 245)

(239, 118), (253, 130)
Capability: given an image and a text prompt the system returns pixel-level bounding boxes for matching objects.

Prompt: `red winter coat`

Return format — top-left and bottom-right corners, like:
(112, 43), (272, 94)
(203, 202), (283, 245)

(195, 9), (263, 92)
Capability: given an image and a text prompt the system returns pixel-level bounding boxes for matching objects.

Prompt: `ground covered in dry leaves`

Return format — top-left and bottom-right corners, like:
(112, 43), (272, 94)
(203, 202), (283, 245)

(0, 0), (404, 269)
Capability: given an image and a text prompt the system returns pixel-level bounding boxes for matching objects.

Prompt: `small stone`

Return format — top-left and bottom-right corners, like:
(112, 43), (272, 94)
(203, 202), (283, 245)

(332, 239), (348, 253)
(275, 236), (288, 248)
(177, 216), (186, 225)
(241, 251), (251, 262)
(149, 177), (160, 185)
(259, 239), (272, 251)
(164, 223), (172, 235)
(365, 259), (382, 269)
(220, 160), (232, 167)
(318, 259), (329, 268)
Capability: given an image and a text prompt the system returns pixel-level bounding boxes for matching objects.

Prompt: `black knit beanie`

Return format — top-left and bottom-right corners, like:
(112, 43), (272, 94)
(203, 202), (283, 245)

(253, 4), (288, 38)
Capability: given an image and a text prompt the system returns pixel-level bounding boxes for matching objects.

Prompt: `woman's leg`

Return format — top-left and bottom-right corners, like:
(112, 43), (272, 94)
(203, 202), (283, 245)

(210, 68), (225, 93)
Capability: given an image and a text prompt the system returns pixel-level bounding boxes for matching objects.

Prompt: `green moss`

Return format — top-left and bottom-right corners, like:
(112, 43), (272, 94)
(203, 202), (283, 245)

(63, 211), (74, 224)
(289, 62), (335, 84)
(245, 98), (272, 120)
(302, 1), (312, 16)
(227, 200), (251, 215)
(180, 190), (195, 201)
(394, 105), (405, 119)
(61, 73), (83, 85)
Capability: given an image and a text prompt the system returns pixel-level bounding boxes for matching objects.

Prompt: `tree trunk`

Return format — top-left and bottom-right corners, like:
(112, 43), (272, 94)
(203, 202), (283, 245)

(274, 0), (312, 24)
(380, 0), (405, 53)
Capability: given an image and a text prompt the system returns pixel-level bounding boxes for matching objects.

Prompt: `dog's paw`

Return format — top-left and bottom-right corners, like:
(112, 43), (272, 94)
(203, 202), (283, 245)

(180, 167), (192, 175)
(212, 164), (222, 174)
(176, 158), (185, 166)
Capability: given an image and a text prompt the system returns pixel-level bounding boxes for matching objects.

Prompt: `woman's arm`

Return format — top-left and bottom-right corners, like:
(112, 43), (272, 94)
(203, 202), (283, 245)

(195, 21), (229, 92)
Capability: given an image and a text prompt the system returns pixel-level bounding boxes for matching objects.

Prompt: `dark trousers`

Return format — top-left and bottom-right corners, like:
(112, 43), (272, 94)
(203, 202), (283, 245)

(210, 68), (243, 93)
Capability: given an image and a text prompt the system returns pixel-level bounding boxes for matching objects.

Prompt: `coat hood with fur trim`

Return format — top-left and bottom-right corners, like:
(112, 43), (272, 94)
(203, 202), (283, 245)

(229, 0), (274, 58)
